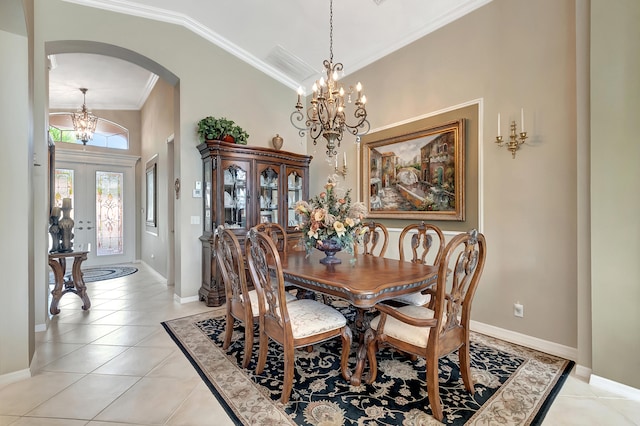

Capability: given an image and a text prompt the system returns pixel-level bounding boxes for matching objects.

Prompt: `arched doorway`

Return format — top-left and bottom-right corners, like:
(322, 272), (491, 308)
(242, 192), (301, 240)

(45, 40), (180, 274)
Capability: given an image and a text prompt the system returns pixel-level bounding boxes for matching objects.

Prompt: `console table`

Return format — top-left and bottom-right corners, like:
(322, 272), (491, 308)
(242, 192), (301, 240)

(48, 251), (90, 315)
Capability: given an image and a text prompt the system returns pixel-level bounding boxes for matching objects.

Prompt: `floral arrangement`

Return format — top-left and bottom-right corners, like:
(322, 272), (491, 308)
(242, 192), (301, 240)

(294, 175), (367, 254)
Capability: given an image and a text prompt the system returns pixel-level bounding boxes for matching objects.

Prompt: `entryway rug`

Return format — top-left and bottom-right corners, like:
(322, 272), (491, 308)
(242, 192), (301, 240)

(49, 265), (138, 284)
(162, 308), (574, 425)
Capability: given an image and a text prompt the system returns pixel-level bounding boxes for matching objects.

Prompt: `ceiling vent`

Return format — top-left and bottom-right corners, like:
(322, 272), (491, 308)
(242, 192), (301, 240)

(265, 45), (317, 83)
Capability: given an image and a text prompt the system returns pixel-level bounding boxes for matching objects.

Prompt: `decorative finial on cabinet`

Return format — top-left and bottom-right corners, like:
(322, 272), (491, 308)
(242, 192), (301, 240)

(272, 134), (284, 150)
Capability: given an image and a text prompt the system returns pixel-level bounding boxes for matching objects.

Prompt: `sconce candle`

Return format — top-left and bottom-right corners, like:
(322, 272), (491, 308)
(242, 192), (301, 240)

(497, 113), (501, 136)
(343, 152), (347, 167)
(521, 108), (525, 132)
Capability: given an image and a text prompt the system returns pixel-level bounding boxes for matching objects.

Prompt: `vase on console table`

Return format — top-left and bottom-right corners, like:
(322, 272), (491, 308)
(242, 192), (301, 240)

(59, 198), (75, 253)
(316, 238), (343, 265)
(48, 206), (62, 253)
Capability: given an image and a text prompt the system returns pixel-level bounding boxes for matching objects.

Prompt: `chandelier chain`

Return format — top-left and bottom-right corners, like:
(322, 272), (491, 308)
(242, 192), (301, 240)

(329, 0), (333, 62)
(289, 0), (370, 159)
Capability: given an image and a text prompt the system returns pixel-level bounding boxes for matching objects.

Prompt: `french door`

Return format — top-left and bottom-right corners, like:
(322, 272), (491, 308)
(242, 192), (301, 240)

(54, 150), (138, 267)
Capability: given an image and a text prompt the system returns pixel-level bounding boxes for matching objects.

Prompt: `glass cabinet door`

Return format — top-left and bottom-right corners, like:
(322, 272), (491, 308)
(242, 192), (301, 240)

(287, 170), (304, 229)
(203, 162), (212, 232)
(222, 163), (248, 229)
(258, 166), (279, 224)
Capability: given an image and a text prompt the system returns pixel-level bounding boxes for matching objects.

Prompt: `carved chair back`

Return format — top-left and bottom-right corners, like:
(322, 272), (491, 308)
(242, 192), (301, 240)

(355, 221), (389, 257)
(253, 221), (288, 253)
(398, 221), (445, 266)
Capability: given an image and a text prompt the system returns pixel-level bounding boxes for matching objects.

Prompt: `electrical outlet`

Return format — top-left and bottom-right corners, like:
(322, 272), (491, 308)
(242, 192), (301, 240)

(514, 303), (524, 318)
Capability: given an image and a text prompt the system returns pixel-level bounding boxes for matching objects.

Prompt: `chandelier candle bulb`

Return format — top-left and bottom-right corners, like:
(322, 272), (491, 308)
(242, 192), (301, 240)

(343, 152), (347, 167)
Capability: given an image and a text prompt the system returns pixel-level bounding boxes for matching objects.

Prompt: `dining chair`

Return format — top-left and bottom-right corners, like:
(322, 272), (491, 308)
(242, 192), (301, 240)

(216, 225), (298, 369)
(214, 225), (257, 369)
(365, 229), (486, 421)
(354, 221), (389, 257)
(253, 222), (287, 253)
(245, 227), (353, 404)
(393, 222), (445, 306)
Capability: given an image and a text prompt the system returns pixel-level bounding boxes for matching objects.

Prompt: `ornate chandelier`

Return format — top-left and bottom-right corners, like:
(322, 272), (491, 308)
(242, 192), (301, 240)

(290, 0), (370, 158)
(71, 88), (98, 145)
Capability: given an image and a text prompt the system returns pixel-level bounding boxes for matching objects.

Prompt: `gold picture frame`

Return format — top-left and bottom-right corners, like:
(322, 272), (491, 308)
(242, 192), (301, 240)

(361, 119), (465, 221)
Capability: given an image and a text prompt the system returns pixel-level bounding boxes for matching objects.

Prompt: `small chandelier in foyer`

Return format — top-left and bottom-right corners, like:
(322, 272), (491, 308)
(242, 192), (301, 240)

(71, 88), (98, 145)
(290, 0), (370, 158)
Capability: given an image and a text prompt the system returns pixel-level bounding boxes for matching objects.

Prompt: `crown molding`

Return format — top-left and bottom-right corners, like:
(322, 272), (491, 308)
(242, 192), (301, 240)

(60, 0), (300, 90)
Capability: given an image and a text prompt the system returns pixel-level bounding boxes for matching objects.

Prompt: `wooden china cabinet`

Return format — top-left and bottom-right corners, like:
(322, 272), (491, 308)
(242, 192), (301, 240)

(198, 140), (312, 306)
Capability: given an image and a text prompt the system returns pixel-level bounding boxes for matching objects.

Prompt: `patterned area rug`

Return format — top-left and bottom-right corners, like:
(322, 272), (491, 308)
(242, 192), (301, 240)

(49, 266), (138, 284)
(162, 306), (574, 426)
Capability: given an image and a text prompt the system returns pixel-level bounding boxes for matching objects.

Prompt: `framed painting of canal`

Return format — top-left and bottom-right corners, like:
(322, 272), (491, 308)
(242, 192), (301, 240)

(361, 119), (465, 221)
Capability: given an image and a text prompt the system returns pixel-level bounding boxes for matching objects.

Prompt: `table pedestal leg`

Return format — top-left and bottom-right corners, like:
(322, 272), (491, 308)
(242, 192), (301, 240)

(48, 258), (65, 315)
(347, 307), (374, 385)
(71, 253), (91, 310)
(48, 252), (90, 315)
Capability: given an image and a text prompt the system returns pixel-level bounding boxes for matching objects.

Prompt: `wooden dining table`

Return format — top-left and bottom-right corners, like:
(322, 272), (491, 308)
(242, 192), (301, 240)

(280, 249), (438, 385)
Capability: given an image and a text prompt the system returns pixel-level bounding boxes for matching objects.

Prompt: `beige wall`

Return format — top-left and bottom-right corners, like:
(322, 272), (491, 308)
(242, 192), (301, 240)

(591, 0), (640, 388)
(140, 78), (174, 277)
(323, 0), (579, 348)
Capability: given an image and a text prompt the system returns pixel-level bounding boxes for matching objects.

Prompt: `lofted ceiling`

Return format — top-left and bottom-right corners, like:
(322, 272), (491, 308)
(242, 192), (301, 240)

(49, 0), (491, 110)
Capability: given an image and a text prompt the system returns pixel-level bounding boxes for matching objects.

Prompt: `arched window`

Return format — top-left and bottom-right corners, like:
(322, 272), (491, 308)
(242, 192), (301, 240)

(49, 113), (129, 149)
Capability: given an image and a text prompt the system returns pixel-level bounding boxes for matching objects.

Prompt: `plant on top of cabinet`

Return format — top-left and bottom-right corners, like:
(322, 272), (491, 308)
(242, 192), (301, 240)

(197, 116), (249, 145)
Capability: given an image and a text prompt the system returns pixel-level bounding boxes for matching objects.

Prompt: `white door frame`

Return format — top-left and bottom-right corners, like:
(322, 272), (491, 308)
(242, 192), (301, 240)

(55, 148), (140, 267)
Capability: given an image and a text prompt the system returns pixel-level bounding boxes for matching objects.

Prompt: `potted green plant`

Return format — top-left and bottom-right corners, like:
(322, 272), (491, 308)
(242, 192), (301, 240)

(196, 116), (249, 145)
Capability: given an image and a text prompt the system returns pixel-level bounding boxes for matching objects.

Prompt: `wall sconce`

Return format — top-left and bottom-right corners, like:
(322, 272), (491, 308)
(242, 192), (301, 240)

(496, 109), (528, 158)
(334, 151), (347, 178)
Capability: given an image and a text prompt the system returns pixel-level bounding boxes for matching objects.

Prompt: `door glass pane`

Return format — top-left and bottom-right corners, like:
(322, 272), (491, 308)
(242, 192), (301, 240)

(223, 166), (247, 229)
(96, 171), (124, 256)
(54, 169), (74, 218)
(287, 171), (303, 228)
(259, 167), (278, 224)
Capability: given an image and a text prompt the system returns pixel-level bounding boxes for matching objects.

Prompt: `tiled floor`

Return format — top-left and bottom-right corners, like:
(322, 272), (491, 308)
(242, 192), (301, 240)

(0, 262), (638, 425)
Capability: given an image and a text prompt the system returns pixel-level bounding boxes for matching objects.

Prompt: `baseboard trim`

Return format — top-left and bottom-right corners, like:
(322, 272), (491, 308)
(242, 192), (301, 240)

(470, 320), (578, 361)
(139, 260), (168, 284)
(574, 364), (592, 381)
(590, 374), (640, 401)
(0, 368), (31, 387)
(173, 294), (199, 304)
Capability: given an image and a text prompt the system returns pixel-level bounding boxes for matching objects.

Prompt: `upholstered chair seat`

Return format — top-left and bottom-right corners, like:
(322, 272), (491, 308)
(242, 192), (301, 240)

(286, 299), (347, 339)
